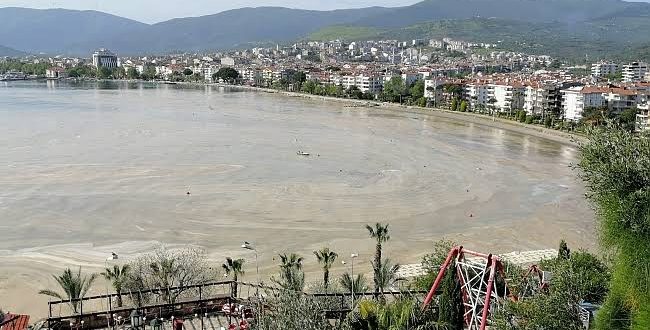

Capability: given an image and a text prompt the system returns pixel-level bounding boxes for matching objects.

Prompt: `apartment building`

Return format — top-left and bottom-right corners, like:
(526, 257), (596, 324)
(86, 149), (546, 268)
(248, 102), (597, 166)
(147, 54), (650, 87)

(591, 62), (618, 78)
(561, 86), (607, 121)
(488, 82), (525, 113)
(523, 83), (561, 117)
(464, 81), (489, 111)
(622, 62), (648, 82)
(331, 73), (384, 93)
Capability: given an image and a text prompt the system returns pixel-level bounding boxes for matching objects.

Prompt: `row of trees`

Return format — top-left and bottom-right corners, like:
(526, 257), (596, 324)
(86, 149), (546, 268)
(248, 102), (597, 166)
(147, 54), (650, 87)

(0, 60), (50, 75)
(37, 221), (615, 329)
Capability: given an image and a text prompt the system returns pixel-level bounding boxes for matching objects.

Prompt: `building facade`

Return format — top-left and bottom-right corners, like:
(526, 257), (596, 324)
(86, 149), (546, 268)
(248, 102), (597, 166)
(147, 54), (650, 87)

(622, 62), (648, 83)
(92, 49), (118, 69)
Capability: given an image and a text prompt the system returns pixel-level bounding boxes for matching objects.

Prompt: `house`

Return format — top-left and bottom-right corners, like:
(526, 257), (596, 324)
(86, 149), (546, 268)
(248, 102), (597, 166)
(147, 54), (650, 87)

(45, 67), (67, 79)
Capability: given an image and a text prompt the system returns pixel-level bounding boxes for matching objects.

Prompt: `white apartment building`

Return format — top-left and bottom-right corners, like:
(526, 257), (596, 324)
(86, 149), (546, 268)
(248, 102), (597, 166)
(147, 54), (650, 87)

(463, 82), (489, 110)
(238, 68), (263, 84)
(424, 78), (445, 106)
(635, 95), (650, 131)
(591, 62), (618, 78)
(331, 73), (384, 93)
(622, 62), (648, 82)
(488, 82), (525, 113)
(604, 88), (639, 113)
(561, 86), (606, 121)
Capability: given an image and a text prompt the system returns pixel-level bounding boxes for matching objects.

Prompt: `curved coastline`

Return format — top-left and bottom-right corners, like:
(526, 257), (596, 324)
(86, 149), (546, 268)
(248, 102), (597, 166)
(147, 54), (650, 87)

(212, 83), (585, 147)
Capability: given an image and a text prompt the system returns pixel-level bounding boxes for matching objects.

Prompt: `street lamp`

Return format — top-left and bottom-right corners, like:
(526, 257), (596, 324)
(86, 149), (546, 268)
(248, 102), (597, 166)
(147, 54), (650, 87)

(241, 241), (260, 295)
(345, 253), (359, 308)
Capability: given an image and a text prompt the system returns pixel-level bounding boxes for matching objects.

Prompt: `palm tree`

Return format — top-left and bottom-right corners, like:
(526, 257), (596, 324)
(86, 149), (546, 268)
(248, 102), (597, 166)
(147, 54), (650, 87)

(366, 222), (390, 296)
(101, 264), (130, 307)
(339, 272), (369, 294)
(39, 268), (97, 314)
(273, 253), (305, 292)
(313, 247), (338, 292)
(222, 257), (245, 296)
(373, 258), (401, 295)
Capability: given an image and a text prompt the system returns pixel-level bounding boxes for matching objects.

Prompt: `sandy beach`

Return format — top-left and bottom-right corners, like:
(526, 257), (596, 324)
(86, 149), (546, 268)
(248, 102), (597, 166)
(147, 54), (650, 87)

(0, 81), (595, 319)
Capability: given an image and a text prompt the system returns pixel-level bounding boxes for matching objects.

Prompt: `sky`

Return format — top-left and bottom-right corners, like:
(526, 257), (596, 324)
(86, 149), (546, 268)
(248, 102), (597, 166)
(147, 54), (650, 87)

(0, 0), (422, 23)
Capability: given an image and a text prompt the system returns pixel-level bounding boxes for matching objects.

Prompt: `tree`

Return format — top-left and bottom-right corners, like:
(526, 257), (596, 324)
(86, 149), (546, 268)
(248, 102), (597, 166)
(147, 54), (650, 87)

(101, 265), (130, 307)
(313, 248), (338, 292)
(558, 240), (571, 260)
(140, 66), (157, 81)
(39, 268), (97, 314)
(126, 67), (139, 80)
(222, 257), (245, 296)
(382, 77), (406, 103)
(340, 273), (369, 294)
(450, 98), (458, 111)
(122, 247), (213, 304)
(97, 66), (112, 80)
(578, 128), (650, 329)
(347, 85), (363, 99)
(215, 67), (239, 84)
(460, 100), (468, 112)
(272, 253), (305, 292)
(366, 223), (390, 297)
(437, 266), (464, 330)
(616, 107), (638, 132)
(410, 79), (425, 100)
(301, 80), (318, 94)
(183, 68), (193, 76)
(374, 258), (400, 294)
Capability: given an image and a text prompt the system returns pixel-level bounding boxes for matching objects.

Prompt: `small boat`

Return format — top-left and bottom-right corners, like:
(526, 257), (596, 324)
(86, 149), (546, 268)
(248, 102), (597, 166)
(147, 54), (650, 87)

(297, 151), (310, 156)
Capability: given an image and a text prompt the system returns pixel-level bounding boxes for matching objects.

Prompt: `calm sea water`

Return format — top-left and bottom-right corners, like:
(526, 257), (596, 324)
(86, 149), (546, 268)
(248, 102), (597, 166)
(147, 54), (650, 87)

(0, 80), (593, 256)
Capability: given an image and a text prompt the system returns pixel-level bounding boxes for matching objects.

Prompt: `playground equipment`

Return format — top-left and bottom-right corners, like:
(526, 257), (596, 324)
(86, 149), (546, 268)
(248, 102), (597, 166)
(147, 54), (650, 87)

(422, 246), (508, 330)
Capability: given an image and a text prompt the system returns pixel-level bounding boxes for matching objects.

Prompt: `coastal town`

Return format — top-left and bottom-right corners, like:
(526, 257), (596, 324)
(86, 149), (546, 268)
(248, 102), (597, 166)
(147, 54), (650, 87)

(2, 37), (650, 131)
(1, 34), (649, 330)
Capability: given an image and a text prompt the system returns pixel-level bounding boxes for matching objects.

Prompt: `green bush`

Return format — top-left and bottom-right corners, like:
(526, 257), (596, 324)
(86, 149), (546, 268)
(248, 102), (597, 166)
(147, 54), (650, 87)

(578, 128), (650, 330)
(525, 115), (534, 124)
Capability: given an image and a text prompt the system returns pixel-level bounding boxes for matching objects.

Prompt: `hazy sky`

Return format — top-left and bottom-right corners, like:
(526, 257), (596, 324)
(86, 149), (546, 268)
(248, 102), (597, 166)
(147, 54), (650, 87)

(0, 0), (422, 23)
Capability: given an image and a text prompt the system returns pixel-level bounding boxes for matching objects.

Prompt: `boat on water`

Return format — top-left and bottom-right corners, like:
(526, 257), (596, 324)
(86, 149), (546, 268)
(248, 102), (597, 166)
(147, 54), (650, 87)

(0, 71), (28, 81)
(297, 151), (310, 156)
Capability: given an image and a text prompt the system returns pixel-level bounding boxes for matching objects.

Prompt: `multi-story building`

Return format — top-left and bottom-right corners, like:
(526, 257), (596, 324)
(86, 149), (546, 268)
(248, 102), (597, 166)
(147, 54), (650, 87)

(424, 78), (445, 106)
(591, 62), (618, 78)
(561, 86), (606, 121)
(523, 83), (561, 117)
(635, 95), (650, 131)
(464, 81), (489, 111)
(622, 62), (648, 82)
(488, 82), (525, 113)
(604, 88), (639, 113)
(331, 73), (384, 93)
(92, 49), (118, 69)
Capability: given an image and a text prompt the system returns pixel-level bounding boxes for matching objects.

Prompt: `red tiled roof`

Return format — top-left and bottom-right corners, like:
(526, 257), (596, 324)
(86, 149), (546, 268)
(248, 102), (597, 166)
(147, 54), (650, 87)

(1, 314), (30, 330)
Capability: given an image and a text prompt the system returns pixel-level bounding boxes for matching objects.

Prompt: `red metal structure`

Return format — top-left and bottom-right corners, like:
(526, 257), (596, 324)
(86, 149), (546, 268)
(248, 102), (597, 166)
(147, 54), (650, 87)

(422, 246), (507, 330)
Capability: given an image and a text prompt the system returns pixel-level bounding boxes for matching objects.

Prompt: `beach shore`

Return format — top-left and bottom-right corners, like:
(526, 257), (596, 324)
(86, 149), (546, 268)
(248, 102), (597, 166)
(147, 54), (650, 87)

(211, 83), (585, 147)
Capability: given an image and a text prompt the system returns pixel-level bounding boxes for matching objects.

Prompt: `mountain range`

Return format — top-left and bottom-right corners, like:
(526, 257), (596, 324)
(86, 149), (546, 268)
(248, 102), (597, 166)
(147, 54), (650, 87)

(1, 0), (649, 59)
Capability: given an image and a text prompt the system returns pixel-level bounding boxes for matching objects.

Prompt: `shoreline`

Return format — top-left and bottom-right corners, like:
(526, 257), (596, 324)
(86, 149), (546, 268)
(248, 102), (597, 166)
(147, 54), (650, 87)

(212, 83), (585, 147)
(47, 79), (585, 147)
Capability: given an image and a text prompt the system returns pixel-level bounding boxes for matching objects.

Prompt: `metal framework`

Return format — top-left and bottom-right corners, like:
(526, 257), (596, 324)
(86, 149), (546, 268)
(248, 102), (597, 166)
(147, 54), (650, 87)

(422, 246), (507, 330)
